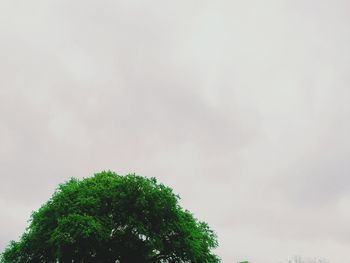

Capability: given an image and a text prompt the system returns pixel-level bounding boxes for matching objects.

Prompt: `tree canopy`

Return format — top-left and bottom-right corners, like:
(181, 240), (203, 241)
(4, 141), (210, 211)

(1, 171), (220, 263)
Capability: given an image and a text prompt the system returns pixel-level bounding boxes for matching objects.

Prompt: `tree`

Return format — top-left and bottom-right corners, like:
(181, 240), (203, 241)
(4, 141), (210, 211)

(286, 256), (329, 263)
(1, 171), (220, 263)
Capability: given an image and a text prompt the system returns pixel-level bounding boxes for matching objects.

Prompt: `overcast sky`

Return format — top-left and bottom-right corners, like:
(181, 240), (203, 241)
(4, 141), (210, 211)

(1, 1), (350, 262)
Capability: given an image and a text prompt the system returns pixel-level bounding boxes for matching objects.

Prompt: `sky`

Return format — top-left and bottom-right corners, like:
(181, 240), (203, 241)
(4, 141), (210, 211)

(0, 1), (350, 262)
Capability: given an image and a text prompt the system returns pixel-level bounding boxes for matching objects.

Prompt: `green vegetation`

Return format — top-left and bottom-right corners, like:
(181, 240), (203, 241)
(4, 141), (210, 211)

(1, 171), (219, 263)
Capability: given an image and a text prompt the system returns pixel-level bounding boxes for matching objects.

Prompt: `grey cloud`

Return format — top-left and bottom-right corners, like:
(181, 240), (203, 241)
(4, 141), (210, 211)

(1, 1), (350, 262)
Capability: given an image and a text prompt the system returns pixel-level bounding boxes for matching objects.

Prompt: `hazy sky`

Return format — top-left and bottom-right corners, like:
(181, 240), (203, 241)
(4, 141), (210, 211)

(1, 1), (350, 262)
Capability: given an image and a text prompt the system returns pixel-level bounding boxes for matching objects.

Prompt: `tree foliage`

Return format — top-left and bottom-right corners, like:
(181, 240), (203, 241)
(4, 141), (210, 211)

(1, 171), (220, 263)
(286, 256), (329, 263)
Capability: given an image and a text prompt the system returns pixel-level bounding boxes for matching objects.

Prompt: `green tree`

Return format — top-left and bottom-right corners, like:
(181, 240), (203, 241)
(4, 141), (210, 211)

(1, 171), (220, 263)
